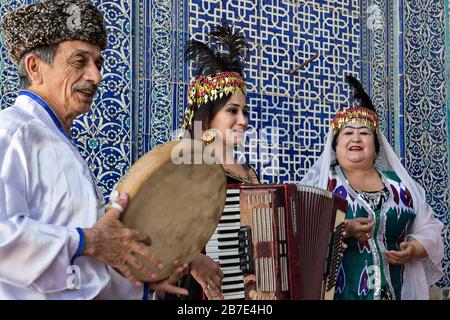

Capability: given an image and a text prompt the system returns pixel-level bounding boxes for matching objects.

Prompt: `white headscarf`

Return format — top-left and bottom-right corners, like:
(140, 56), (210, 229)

(301, 127), (445, 299)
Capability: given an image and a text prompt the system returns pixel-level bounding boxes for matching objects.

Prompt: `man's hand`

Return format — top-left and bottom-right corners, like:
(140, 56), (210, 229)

(83, 192), (163, 286)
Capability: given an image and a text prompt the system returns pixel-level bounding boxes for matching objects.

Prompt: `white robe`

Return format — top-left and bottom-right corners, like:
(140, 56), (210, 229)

(0, 91), (143, 299)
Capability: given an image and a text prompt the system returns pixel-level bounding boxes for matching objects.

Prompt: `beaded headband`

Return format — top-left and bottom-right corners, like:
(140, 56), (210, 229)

(331, 106), (380, 135)
(187, 71), (246, 106)
(181, 71), (247, 132)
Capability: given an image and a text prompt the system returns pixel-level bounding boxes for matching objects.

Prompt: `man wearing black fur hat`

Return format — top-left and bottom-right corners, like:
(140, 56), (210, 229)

(0, 0), (188, 299)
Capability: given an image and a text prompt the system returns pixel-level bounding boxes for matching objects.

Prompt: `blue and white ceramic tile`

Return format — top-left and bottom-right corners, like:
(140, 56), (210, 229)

(402, 0), (449, 286)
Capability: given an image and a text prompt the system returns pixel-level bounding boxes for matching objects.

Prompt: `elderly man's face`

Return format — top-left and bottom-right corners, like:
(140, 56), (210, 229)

(40, 40), (104, 118)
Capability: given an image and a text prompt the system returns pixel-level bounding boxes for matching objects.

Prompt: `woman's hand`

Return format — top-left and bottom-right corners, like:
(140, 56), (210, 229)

(149, 261), (190, 296)
(385, 240), (427, 265)
(342, 217), (376, 242)
(190, 253), (224, 300)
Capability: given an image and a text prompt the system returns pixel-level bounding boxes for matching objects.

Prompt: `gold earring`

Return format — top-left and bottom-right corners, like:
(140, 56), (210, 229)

(201, 129), (216, 145)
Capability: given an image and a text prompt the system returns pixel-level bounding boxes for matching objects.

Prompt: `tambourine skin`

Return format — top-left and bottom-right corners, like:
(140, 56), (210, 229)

(116, 139), (226, 281)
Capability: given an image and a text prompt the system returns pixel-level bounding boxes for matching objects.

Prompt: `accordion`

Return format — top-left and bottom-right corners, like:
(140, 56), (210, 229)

(205, 184), (348, 300)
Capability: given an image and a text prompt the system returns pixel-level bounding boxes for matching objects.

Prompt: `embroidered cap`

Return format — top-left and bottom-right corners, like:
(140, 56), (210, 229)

(331, 106), (380, 135)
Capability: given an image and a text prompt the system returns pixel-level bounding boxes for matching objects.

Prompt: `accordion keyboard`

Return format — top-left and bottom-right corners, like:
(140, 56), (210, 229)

(205, 189), (246, 300)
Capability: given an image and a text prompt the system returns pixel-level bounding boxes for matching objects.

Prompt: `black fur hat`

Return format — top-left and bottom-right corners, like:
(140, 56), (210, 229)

(2, 0), (107, 65)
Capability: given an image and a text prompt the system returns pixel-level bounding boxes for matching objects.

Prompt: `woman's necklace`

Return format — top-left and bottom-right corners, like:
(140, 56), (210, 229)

(223, 164), (252, 183)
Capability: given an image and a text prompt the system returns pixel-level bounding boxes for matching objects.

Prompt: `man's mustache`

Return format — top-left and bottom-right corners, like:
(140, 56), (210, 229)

(73, 83), (98, 94)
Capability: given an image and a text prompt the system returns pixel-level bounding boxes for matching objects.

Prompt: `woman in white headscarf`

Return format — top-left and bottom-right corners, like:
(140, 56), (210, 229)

(300, 76), (444, 300)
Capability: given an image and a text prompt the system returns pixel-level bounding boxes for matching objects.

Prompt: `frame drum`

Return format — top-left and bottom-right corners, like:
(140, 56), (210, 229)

(116, 139), (226, 281)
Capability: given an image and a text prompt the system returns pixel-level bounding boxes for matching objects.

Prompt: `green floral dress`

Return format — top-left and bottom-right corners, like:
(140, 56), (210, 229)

(329, 165), (416, 300)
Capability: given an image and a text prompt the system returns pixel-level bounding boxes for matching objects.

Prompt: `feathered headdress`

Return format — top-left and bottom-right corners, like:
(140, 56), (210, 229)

(181, 23), (249, 133)
(331, 75), (380, 134)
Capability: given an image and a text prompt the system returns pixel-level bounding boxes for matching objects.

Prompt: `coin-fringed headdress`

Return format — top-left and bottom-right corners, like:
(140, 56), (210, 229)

(181, 23), (249, 134)
(331, 76), (380, 135)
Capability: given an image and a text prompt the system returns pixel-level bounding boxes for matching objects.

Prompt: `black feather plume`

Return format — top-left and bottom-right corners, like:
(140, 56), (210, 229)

(185, 23), (249, 77)
(345, 75), (375, 112)
(185, 40), (223, 76)
(209, 24), (249, 75)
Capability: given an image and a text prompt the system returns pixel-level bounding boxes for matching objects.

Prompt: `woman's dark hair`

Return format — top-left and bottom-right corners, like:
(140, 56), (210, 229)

(192, 95), (231, 132)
